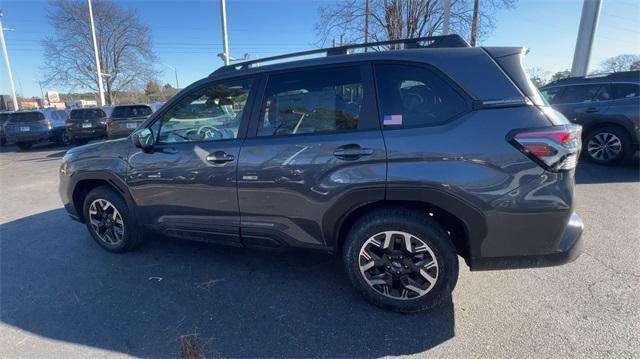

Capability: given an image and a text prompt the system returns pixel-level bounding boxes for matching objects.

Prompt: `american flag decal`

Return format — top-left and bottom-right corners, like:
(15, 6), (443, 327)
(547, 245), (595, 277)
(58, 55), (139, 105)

(383, 114), (403, 126)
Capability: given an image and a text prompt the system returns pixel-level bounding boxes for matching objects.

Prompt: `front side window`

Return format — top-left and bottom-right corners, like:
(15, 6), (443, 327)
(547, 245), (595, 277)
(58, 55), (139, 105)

(612, 83), (640, 99)
(374, 64), (467, 128)
(540, 87), (564, 104)
(555, 84), (608, 104)
(258, 66), (363, 136)
(157, 79), (253, 144)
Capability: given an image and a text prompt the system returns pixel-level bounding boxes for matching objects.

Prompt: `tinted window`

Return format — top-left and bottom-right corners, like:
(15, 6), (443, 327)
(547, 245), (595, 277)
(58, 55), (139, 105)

(7, 112), (44, 123)
(0, 113), (9, 123)
(612, 83), (640, 99)
(111, 105), (152, 118)
(158, 79), (252, 144)
(540, 87), (564, 104)
(375, 64), (467, 127)
(554, 84), (610, 103)
(71, 109), (105, 119)
(258, 66), (363, 136)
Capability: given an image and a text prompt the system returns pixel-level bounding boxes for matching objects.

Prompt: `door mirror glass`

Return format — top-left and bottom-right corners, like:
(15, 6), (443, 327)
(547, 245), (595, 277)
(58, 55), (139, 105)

(132, 128), (155, 150)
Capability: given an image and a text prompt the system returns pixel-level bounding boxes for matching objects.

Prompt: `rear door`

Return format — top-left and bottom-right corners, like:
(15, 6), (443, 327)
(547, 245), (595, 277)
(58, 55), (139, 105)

(237, 64), (386, 249)
(127, 77), (257, 246)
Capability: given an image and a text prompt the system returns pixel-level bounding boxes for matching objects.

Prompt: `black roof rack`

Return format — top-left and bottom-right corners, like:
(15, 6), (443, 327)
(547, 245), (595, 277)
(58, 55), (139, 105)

(211, 34), (469, 75)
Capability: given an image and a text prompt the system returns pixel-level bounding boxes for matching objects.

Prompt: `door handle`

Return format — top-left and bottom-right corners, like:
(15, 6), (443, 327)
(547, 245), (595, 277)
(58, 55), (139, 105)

(206, 151), (235, 163)
(585, 107), (600, 113)
(333, 145), (374, 159)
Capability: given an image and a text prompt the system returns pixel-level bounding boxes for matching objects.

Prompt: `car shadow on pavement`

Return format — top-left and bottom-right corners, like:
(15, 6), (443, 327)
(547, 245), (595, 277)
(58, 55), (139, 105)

(575, 161), (639, 184)
(0, 209), (455, 358)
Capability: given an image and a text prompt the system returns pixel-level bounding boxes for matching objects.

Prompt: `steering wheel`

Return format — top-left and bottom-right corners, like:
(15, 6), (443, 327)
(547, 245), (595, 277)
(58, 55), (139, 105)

(196, 125), (224, 140)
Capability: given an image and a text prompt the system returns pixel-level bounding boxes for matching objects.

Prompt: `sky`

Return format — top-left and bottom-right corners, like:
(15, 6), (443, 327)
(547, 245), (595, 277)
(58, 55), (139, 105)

(1, 0), (639, 98)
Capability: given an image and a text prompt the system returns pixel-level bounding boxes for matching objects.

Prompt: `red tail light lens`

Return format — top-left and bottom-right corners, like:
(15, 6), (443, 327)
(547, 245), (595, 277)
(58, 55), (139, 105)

(509, 125), (582, 171)
(100, 117), (108, 125)
(39, 119), (53, 127)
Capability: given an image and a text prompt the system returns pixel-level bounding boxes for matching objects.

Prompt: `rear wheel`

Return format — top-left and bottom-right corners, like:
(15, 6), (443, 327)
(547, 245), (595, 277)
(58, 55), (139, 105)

(585, 126), (632, 165)
(16, 142), (33, 150)
(343, 207), (459, 312)
(60, 131), (71, 146)
(83, 186), (142, 253)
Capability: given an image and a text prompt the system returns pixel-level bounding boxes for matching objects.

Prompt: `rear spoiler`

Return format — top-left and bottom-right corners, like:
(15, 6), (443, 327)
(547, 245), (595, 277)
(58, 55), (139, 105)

(483, 47), (546, 107)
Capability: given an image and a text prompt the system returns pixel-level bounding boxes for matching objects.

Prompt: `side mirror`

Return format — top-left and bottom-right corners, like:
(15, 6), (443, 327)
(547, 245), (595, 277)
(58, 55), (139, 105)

(132, 128), (155, 152)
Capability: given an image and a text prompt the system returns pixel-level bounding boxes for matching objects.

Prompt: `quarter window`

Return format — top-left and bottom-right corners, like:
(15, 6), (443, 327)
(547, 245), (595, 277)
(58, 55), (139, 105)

(374, 64), (467, 127)
(540, 87), (564, 104)
(157, 79), (252, 143)
(258, 66), (363, 136)
(612, 83), (640, 99)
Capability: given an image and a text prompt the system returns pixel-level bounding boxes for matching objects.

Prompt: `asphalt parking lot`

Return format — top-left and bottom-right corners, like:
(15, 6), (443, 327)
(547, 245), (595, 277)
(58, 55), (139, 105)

(0, 142), (638, 358)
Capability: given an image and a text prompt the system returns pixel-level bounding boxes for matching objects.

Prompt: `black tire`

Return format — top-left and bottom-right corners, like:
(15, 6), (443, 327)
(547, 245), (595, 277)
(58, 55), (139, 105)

(83, 185), (142, 253)
(343, 207), (459, 313)
(16, 142), (33, 150)
(584, 126), (632, 165)
(60, 131), (71, 146)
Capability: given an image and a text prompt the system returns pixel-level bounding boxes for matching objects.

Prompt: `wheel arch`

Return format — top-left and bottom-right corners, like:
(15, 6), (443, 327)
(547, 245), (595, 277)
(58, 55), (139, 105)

(331, 190), (488, 265)
(71, 172), (136, 223)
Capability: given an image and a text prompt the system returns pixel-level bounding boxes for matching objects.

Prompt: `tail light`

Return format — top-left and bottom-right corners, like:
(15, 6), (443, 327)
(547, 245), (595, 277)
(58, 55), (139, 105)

(509, 124), (582, 171)
(100, 117), (108, 125)
(65, 119), (74, 126)
(39, 119), (53, 128)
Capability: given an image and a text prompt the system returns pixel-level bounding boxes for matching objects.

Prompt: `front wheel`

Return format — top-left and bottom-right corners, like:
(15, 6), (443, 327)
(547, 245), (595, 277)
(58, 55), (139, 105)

(60, 131), (71, 146)
(83, 186), (142, 253)
(343, 207), (459, 313)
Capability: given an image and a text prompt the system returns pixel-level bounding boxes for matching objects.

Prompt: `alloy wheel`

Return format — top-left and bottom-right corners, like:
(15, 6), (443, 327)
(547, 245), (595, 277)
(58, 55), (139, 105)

(88, 199), (125, 245)
(587, 132), (622, 162)
(358, 231), (439, 300)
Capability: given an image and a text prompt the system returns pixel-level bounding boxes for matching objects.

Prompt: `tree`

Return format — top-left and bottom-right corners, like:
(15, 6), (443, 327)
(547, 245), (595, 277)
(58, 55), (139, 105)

(549, 70), (571, 83)
(526, 67), (550, 88)
(631, 61), (640, 71)
(599, 54), (640, 73)
(42, 0), (157, 105)
(144, 80), (161, 96)
(315, 0), (516, 47)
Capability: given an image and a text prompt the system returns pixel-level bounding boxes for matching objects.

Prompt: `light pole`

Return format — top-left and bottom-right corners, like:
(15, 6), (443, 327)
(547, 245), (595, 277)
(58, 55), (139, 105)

(571, 0), (603, 77)
(0, 10), (19, 111)
(87, 0), (106, 106)
(443, 0), (451, 35)
(163, 63), (179, 89)
(219, 0), (230, 65)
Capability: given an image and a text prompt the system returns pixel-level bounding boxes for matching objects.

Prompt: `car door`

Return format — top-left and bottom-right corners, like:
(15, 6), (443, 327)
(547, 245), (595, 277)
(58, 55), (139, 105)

(553, 83), (611, 127)
(237, 64), (386, 250)
(127, 77), (257, 246)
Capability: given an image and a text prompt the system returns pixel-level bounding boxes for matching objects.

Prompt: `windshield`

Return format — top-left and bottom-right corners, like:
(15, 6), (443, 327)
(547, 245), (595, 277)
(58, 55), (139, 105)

(111, 105), (152, 118)
(7, 112), (44, 123)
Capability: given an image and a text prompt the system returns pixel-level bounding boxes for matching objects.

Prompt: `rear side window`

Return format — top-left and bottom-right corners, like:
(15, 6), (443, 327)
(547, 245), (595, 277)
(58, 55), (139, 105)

(111, 106), (152, 118)
(374, 64), (467, 128)
(612, 83), (640, 99)
(258, 66), (363, 136)
(8, 112), (44, 123)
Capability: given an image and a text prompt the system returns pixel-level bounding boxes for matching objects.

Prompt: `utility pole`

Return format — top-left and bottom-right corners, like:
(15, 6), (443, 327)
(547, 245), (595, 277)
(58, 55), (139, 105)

(38, 81), (46, 107)
(87, 0), (106, 106)
(571, 0), (603, 77)
(443, 0), (451, 35)
(0, 10), (19, 111)
(340, 34), (344, 46)
(364, 0), (369, 50)
(470, 0), (479, 46)
(220, 0), (230, 65)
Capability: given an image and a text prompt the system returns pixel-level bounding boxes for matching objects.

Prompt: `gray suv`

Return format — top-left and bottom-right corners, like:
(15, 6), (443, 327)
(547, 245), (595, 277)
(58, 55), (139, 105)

(59, 36), (584, 312)
(540, 71), (639, 165)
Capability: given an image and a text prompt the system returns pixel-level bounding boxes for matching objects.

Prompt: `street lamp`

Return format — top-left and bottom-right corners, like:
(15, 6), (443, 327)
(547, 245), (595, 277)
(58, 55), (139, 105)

(162, 63), (179, 89)
(0, 10), (19, 111)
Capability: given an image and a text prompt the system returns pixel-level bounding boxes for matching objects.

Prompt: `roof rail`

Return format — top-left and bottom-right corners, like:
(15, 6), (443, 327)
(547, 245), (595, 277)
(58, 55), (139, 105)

(211, 34), (469, 75)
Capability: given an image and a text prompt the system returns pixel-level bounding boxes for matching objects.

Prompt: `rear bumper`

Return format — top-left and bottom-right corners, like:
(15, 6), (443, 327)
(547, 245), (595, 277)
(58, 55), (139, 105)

(5, 131), (50, 144)
(470, 212), (584, 271)
(68, 127), (106, 140)
(107, 127), (135, 139)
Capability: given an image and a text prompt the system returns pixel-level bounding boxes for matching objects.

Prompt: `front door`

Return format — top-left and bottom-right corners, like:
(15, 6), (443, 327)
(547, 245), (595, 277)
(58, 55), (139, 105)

(237, 65), (386, 250)
(127, 78), (256, 246)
